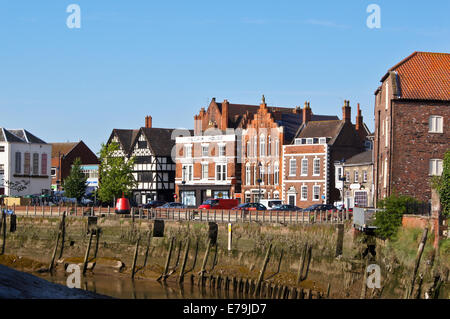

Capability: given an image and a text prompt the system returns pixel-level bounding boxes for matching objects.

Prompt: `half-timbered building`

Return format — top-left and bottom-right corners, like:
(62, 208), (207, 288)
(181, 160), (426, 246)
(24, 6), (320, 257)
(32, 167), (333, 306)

(107, 116), (177, 205)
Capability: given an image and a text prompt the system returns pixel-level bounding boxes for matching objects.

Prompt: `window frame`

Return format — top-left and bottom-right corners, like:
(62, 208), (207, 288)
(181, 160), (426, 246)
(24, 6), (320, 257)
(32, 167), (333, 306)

(313, 158), (320, 176)
(301, 186), (308, 201)
(301, 158), (308, 176)
(289, 159), (297, 176)
(429, 116), (443, 133)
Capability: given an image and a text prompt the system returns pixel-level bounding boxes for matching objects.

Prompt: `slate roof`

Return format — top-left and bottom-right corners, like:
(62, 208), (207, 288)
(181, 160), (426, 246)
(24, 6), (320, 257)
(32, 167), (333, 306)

(382, 51), (450, 101)
(344, 150), (373, 165)
(296, 120), (343, 140)
(0, 128), (47, 144)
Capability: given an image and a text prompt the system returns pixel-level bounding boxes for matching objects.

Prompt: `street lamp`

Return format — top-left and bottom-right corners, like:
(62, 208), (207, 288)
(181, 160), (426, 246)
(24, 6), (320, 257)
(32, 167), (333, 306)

(257, 162), (262, 204)
(339, 158), (346, 211)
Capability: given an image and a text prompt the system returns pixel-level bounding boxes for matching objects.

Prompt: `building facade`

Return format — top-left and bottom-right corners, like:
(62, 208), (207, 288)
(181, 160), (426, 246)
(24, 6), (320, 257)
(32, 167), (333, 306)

(107, 116), (177, 205)
(282, 101), (367, 208)
(50, 141), (99, 192)
(0, 128), (52, 196)
(334, 150), (374, 208)
(374, 51), (450, 203)
(175, 98), (254, 206)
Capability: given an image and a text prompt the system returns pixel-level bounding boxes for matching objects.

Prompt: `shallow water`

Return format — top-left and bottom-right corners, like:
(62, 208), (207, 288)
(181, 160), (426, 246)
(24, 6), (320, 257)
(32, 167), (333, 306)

(37, 273), (259, 299)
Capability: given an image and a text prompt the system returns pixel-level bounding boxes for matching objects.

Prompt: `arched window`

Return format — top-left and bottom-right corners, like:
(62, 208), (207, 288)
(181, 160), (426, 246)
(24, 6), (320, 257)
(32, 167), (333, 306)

(268, 136), (272, 156)
(275, 139), (279, 157)
(253, 136), (257, 157)
(274, 162), (279, 185)
(267, 164), (271, 185)
(245, 163), (251, 185)
(260, 135), (266, 157)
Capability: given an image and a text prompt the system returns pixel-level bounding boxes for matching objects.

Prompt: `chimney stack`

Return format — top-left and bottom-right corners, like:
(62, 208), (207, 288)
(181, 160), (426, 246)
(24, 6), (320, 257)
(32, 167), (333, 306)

(145, 115), (152, 128)
(342, 100), (351, 123)
(302, 101), (312, 125)
(355, 103), (366, 140)
(221, 99), (229, 129)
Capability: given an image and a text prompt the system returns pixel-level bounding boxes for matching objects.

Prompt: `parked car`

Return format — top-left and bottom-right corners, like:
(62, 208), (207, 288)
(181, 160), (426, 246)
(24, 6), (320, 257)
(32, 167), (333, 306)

(270, 204), (302, 211)
(232, 202), (267, 211)
(259, 199), (283, 210)
(143, 200), (166, 209)
(159, 202), (187, 209)
(198, 198), (239, 210)
(303, 204), (338, 212)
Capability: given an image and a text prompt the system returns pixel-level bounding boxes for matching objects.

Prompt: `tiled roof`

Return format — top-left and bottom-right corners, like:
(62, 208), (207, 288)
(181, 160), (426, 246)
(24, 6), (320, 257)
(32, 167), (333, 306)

(385, 51), (450, 101)
(50, 142), (79, 157)
(140, 127), (179, 157)
(0, 128), (47, 144)
(111, 129), (140, 154)
(344, 150), (373, 165)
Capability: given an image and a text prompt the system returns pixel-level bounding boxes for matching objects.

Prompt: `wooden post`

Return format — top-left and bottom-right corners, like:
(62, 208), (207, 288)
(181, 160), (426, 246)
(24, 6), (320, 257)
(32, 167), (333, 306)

(360, 259), (369, 299)
(297, 244), (312, 283)
(143, 228), (153, 268)
(199, 238), (212, 283)
(82, 231), (94, 274)
(131, 235), (140, 279)
(406, 227), (428, 299)
(34, 205), (36, 216)
(178, 238), (190, 284)
(158, 237), (175, 281)
(93, 228), (101, 260)
(42, 205), (44, 217)
(108, 205), (110, 216)
(326, 283), (331, 298)
(335, 224), (344, 257)
(50, 205), (52, 216)
(1, 212), (6, 255)
(228, 223), (232, 252)
(26, 205), (29, 216)
(254, 243), (272, 296)
(58, 212), (66, 259)
(57, 205), (60, 217)
(48, 228), (61, 272)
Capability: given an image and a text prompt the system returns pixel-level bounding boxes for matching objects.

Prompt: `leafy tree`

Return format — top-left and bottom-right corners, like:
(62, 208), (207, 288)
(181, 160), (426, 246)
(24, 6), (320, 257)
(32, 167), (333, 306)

(374, 194), (419, 239)
(434, 149), (450, 218)
(98, 142), (136, 204)
(63, 157), (87, 202)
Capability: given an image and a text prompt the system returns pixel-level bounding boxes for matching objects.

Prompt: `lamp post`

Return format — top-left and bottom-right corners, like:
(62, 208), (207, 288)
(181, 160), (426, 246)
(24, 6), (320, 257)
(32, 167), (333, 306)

(181, 166), (186, 204)
(257, 162), (262, 204)
(339, 158), (346, 211)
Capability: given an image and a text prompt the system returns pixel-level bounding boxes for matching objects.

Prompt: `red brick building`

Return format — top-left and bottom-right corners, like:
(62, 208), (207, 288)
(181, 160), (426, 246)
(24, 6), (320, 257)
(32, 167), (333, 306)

(283, 101), (367, 208)
(175, 98), (257, 206)
(50, 141), (99, 191)
(374, 51), (450, 203)
(241, 97), (339, 203)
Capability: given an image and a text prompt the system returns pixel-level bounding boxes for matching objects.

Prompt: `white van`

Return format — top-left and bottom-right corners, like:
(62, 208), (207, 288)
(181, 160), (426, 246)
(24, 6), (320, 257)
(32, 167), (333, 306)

(259, 199), (283, 209)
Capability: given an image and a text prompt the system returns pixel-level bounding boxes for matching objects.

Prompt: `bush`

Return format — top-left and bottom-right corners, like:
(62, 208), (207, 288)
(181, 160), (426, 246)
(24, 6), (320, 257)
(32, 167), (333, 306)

(434, 149), (450, 218)
(374, 194), (419, 239)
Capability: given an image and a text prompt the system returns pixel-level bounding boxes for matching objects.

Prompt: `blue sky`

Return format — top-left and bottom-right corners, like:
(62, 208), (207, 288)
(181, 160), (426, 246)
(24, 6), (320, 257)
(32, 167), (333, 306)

(1, 0), (449, 153)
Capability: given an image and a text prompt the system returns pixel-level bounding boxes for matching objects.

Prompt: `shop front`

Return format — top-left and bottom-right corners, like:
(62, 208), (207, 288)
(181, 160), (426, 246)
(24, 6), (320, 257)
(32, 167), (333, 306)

(178, 185), (234, 208)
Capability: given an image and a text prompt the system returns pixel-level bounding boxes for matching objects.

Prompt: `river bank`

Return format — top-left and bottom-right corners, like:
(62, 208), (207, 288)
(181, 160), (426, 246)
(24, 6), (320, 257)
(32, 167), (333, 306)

(0, 216), (447, 299)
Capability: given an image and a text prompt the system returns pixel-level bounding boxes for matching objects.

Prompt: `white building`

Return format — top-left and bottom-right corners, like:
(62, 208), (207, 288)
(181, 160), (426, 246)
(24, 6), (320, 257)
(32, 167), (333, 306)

(0, 128), (52, 196)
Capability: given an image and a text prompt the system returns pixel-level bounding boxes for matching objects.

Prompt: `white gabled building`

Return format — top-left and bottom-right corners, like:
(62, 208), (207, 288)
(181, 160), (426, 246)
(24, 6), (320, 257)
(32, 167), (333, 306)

(0, 128), (52, 196)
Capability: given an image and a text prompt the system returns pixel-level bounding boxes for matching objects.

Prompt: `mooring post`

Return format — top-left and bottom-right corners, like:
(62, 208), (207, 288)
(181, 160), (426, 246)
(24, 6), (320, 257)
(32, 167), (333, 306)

(58, 211), (66, 259)
(82, 231), (94, 274)
(335, 224), (344, 257)
(407, 227), (429, 299)
(93, 228), (101, 261)
(228, 223), (232, 252)
(48, 228), (61, 273)
(143, 228), (153, 268)
(131, 235), (140, 279)
(1, 212), (6, 255)
(158, 237), (175, 282)
(199, 238), (212, 284)
(255, 243), (272, 296)
(178, 238), (190, 284)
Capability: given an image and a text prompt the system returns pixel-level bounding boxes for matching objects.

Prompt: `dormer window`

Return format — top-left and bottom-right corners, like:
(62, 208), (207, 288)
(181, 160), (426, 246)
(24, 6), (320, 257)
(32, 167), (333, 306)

(319, 137), (326, 144)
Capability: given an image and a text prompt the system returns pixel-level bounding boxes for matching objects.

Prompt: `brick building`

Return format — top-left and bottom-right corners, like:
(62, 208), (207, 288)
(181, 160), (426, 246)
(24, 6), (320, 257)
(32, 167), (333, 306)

(242, 97), (339, 203)
(334, 150), (374, 209)
(107, 116), (177, 205)
(374, 51), (450, 203)
(282, 101), (367, 208)
(175, 97), (256, 206)
(50, 141), (99, 192)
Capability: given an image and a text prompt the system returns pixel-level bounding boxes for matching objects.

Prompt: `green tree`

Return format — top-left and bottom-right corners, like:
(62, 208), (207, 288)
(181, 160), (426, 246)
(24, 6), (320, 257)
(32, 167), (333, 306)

(63, 157), (87, 202)
(98, 142), (136, 204)
(434, 149), (450, 218)
(374, 194), (419, 240)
